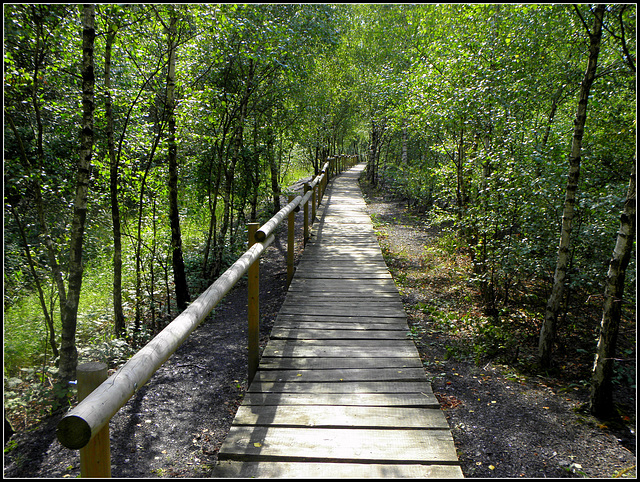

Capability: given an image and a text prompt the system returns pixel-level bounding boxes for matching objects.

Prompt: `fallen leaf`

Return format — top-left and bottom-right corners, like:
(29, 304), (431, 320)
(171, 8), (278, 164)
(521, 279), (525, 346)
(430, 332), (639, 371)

(489, 465), (495, 470)
(253, 442), (262, 448)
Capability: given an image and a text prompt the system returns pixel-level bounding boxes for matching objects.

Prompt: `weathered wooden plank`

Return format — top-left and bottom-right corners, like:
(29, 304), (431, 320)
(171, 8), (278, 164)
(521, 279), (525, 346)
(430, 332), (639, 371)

(274, 314), (407, 324)
(282, 297), (402, 306)
(213, 460), (464, 478)
(247, 380), (432, 394)
(273, 318), (407, 329)
(287, 281), (399, 293)
(266, 338), (414, 348)
(281, 298), (404, 307)
(294, 272), (393, 280)
(232, 405), (450, 429)
(270, 328), (409, 340)
(295, 263), (390, 272)
(262, 344), (418, 359)
(296, 258), (388, 267)
(258, 356), (422, 370)
(280, 302), (406, 314)
(218, 426), (459, 464)
(299, 253), (387, 261)
(282, 292), (399, 300)
(253, 367), (427, 383)
(240, 391), (439, 408)
(310, 237), (378, 245)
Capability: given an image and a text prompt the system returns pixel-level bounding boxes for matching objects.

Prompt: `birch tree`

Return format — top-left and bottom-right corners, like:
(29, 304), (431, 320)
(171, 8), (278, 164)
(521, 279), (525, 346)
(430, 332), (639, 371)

(538, 4), (606, 368)
(58, 4), (95, 383)
(590, 159), (636, 417)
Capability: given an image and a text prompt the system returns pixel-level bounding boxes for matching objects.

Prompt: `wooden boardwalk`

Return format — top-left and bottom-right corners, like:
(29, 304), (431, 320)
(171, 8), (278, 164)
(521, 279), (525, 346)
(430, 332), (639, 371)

(213, 164), (463, 478)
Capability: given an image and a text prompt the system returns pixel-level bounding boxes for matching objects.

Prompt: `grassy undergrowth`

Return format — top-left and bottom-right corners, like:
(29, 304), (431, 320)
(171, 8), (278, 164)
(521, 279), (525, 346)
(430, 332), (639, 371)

(4, 165), (315, 434)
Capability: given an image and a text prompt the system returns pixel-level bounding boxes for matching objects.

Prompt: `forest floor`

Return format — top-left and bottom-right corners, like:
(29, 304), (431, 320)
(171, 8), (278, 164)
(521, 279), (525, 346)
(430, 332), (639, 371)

(4, 172), (636, 478)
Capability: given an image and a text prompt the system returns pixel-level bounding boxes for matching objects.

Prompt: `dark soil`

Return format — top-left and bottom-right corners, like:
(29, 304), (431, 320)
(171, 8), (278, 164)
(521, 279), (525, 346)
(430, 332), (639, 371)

(360, 180), (636, 479)
(4, 172), (636, 478)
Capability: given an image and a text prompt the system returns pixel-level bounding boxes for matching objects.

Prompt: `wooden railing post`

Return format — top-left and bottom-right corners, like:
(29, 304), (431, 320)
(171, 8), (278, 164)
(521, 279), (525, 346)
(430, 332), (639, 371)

(247, 223), (260, 385)
(287, 194), (295, 287)
(77, 362), (111, 478)
(303, 182), (310, 245)
(311, 182), (317, 224)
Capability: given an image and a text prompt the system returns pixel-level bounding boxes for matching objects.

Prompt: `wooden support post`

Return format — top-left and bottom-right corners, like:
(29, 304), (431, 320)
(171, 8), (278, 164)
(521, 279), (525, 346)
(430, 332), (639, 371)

(287, 194), (295, 287)
(247, 223), (260, 385)
(303, 183), (310, 246)
(311, 183), (317, 224)
(77, 362), (111, 478)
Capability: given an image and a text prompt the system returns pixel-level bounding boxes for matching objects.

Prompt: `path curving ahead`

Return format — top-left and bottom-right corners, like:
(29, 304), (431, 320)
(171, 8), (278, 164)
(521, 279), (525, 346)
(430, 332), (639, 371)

(213, 164), (463, 478)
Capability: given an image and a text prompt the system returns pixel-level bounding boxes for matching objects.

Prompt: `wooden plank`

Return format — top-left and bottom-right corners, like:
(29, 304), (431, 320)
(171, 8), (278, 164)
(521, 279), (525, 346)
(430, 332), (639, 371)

(270, 328), (409, 340)
(261, 344), (418, 359)
(258, 356), (422, 370)
(274, 314), (407, 325)
(288, 277), (398, 287)
(213, 461), (464, 478)
(232, 405), (450, 429)
(252, 367), (427, 383)
(294, 271), (393, 280)
(272, 319), (407, 330)
(280, 302), (406, 313)
(282, 291), (399, 299)
(274, 314), (409, 332)
(247, 380), (432, 394)
(266, 338), (415, 348)
(288, 283), (399, 294)
(278, 305), (405, 317)
(295, 263), (390, 272)
(281, 298), (404, 307)
(218, 426), (458, 464)
(240, 391), (439, 407)
(297, 258), (388, 267)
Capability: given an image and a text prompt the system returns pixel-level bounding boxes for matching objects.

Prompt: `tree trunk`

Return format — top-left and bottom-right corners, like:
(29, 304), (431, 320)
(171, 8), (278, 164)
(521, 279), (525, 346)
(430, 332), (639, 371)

(59, 4), (95, 383)
(10, 204), (59, 359)
(212, 59), (253, 277)
(401, 120), (408, 165)
(166, 10), (191, 311)
(104, 25), (126, 338)
(590, 158), (636, 417)
(202, 147), (222, 278)
(267, 109), (281, 213)
(538, 4), (605, 368)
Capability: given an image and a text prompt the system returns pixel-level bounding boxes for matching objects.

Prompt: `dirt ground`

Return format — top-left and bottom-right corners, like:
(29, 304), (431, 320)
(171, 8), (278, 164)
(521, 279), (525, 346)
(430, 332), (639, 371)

(361, 182), (636, 479)
(4, 171), (637, 478)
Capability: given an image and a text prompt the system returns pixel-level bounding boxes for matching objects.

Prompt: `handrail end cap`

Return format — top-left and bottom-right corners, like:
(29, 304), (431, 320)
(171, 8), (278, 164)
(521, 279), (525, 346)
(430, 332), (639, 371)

(57, 414), (92, 450)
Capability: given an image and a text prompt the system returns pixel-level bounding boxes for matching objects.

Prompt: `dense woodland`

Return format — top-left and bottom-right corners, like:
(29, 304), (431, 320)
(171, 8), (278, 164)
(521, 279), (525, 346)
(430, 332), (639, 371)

(3, 4), (636, 428)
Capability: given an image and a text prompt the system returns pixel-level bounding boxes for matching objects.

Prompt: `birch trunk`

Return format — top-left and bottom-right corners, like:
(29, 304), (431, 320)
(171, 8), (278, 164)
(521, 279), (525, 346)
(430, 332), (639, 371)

(59, 4), (95, 383)
(590, 159), (636, 417)
(538, 4), (605, 368)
